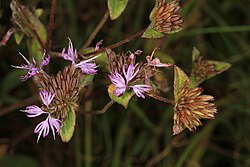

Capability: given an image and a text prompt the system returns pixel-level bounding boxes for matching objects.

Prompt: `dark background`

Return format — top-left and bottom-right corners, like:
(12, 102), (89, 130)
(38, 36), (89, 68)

(0, 0), (250, 166)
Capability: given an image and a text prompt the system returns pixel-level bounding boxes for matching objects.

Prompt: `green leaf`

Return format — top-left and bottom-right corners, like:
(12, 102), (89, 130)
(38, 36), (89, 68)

(60, 104), (76, 143)
(207, 60), (231, 72)
(34, 8), (43, 18)
(10, 0), (47, 44)
(142, 24), (164, 38)
(27, 38), (43, 65)
(174, 66), (190, 102)
(79, 74), (94, 90)
(192, 47), (200, 62)
(108, 0), (129, 20)
(14, 31), (24, 45)
(108, 84), (134, 109)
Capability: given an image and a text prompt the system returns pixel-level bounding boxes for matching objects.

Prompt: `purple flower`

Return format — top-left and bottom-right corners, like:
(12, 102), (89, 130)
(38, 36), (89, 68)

(48, 115), (61, 140)
(21, 90), (60, 142)
(62, 38), (77, 64)
(109, 64), (152, 98)
(109, 71), (127, 96)
(75, 55), (99, 74)
(94, 40), (103, 51)
(23, 105), (46, 118)
(146, 48), (172, 67)
(39, 90), (55, 107)
(62, 38), (99, 74)
(123, 64), (139, 83)
(34, 115), (61, 143)
(131, 85), (152, 99)
(12, 52), (50, 81)
(40, 51), (50, 68)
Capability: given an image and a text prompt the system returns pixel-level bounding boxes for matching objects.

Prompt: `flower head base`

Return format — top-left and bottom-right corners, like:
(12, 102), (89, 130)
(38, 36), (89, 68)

(11, 52), (50, 81)
(154, 0), (183, 34)
(34, 65), (81, 120)
(62, 38), (99, 74)
(191, 56), (217, 84)
(173, 82), (217, 135)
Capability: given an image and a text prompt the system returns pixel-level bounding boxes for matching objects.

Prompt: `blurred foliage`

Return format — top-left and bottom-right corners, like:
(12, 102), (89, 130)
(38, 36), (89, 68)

(0, 0), (250, 167)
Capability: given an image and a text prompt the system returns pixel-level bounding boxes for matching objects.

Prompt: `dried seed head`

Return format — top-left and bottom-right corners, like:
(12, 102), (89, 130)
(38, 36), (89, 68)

(192, 56), (217, 83)
(154, 0), (183, 34)
(34, 65), (81, 120)
(173, 82), (217, 135)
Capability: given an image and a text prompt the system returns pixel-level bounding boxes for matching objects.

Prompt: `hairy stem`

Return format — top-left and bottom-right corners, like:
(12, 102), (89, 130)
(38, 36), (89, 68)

(79, 28), (146, 58)
(46, 0), (57, 51)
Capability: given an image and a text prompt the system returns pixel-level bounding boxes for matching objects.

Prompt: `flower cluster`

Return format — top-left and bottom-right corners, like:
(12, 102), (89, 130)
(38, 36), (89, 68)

(191, 56), (217, 84)
(173, 81), (217, 135)
(22, 90), (61, 142)
(109, 64), (152, 98)
(153, 0), (183, 34)
(13, 39), (100, 142)
(62, 38), (98, 74)
(107, 49), (170, 98)
(11, 51), (50, 81)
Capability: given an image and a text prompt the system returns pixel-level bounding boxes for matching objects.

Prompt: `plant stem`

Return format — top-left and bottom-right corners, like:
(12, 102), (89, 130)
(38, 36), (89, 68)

(80, 28), (146, 58)
(46, 0), (57, 51)
(83, 100), (115, 115)
(75, 125), (82, 167)
(80, 10), (109, 53)
(0, 95), (37, 117)
(85, 101), (92, 167)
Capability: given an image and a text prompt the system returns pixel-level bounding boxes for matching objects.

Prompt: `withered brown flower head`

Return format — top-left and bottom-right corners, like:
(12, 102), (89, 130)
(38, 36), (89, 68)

(192, 56), (217, 83)
(154, 0), (183, 34)
(107, 50), (157, 85)
(34, 65), (82, 120)
(173, 82), (217, 135)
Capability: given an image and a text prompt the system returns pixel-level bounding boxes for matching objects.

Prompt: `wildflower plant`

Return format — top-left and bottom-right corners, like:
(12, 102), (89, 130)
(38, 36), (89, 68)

(2, 0), (231, 143)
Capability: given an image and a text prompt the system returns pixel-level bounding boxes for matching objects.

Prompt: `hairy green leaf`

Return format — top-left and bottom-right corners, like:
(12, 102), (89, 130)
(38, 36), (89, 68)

(108, 84), (134, 109)
(60, 104), (76, 143)
(14, 31), (24, 45)
(174, 66), (190, 102)
(108, 0), (129, 20)
(142, 24), (164, 38)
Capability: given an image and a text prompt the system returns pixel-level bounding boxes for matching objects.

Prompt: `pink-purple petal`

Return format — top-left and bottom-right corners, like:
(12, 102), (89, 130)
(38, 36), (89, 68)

(131, 84), (152, 99)
(34, 116), (50, 143)
(48, 115), (61, 140)
(40, 52), (50, 68)
(39, 90), (55, 107)
(24, 105), (46, 118)
(123, 64), (139, 83)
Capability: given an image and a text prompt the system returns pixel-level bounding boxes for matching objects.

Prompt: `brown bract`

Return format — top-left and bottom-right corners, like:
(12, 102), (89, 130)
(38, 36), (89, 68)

(33, 65), (81, 120)
(192, 56), (217, 83)
(173, 82), (217, 135)
(154, 0), (183, 34)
